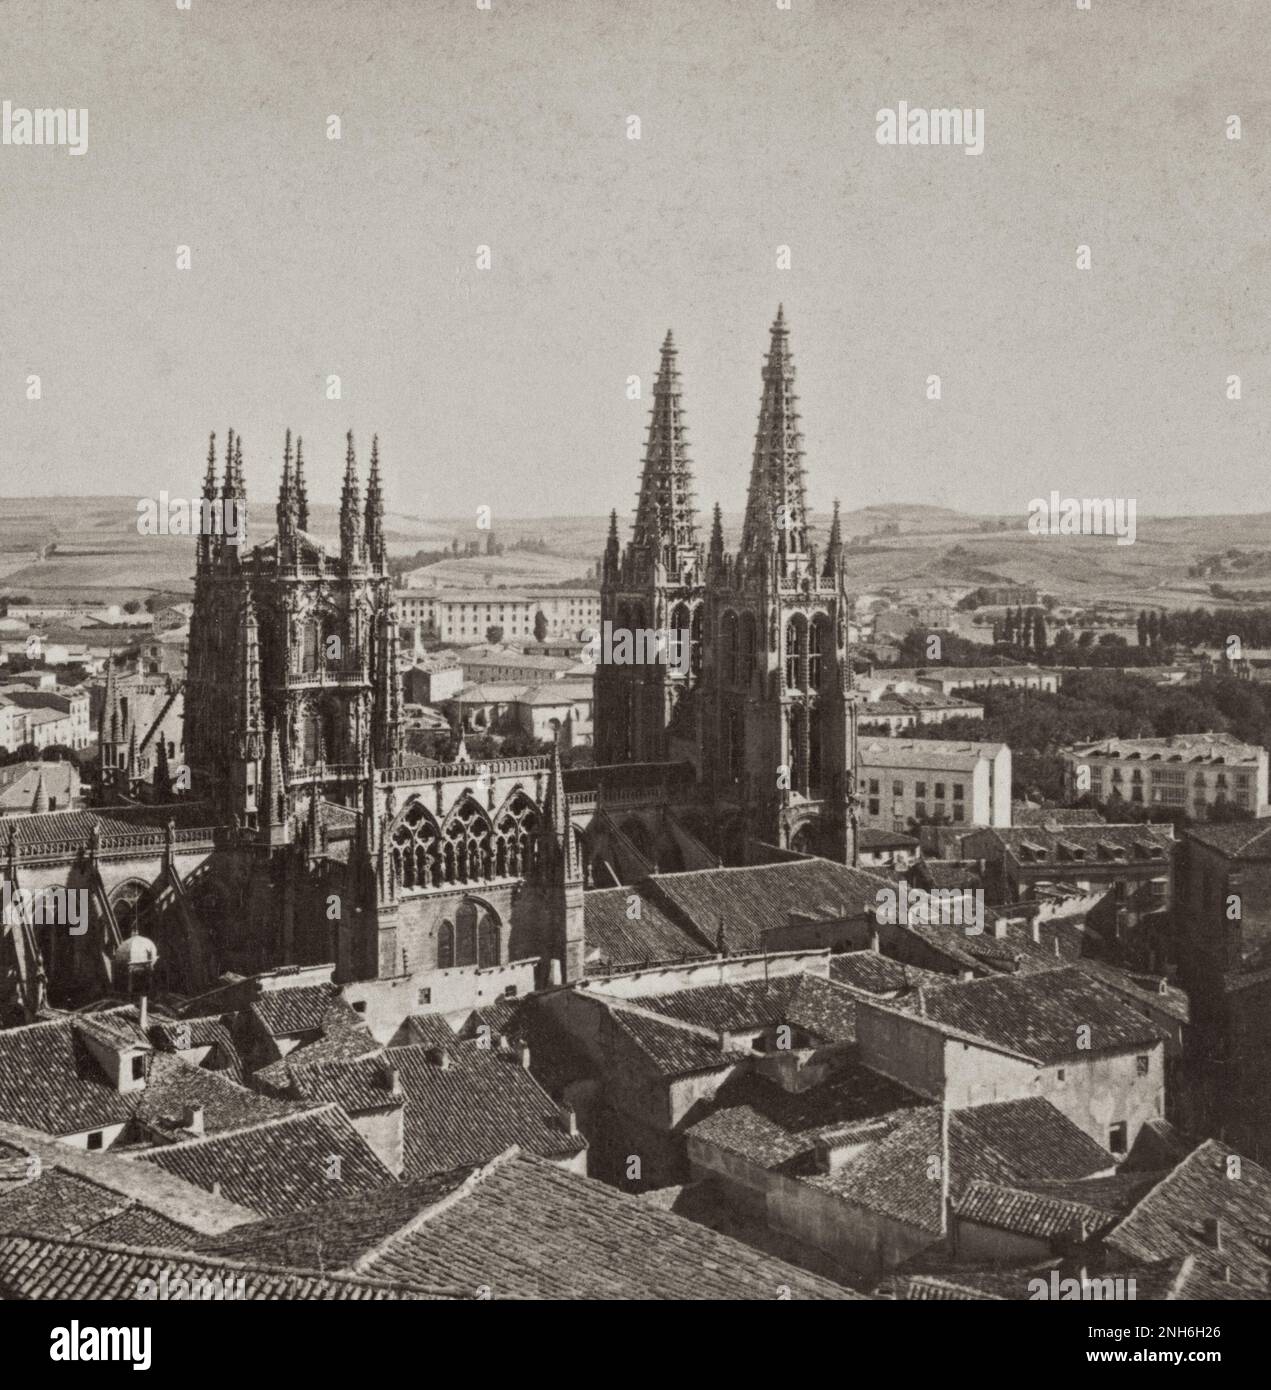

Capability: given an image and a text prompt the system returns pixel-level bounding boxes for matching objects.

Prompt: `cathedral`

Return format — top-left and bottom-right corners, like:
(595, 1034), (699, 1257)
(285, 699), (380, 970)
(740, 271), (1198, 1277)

(1, 308), (858, 1024)
(596, 306), (861, 863)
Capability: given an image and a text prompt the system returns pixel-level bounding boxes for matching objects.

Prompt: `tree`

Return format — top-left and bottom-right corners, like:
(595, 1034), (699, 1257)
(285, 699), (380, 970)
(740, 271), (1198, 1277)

(123, 599), (142, 614)
(485, 625), (504, 645)
(1137, 611), (1148, 648)
(1033, 611), (1048, 655)
(533, 610), (548, 642)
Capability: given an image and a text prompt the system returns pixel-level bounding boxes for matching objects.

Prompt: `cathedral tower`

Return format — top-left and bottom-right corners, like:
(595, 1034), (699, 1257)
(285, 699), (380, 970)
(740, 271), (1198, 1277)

(699, 308), (859, 862)
(595, 331), (705, 764)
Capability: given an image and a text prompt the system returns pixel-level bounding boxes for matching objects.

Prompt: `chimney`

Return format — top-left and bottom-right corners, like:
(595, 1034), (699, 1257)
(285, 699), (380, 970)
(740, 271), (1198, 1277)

(1029, 917), (1041, 944)
(181, 1104), (205, 1136)
(382, 1063), (403, 1096)
(1157, 977), (1168, 995)
(518, 1042), (531, 1070)
(559, 1102), (578, 1136)
(1054, 936), (1062, 959)
(915, 988), (926, 1018)
(991, 917), (1008, 940)
(1203, 1216), (1224, 1251)
(869, 925), (881, 953)
(547, 959), (563, 987)
(211, 1180), (221, 1197)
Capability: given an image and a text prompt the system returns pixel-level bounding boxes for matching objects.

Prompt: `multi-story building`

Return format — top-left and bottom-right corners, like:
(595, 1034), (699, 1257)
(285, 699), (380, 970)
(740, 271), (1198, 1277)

(392, 587), (600, 644)
(855, 676), (983, 734)
(1061, 732), (1269, 818)
(0, 684), (91, 750)
(857, 738), (1011, 833)
(880, 664), (1058, 697)
(962, 822), (1175, 967)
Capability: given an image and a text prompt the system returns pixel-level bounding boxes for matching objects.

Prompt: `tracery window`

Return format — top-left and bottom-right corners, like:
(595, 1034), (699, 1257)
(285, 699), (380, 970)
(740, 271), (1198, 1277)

(495, 793), (539, 877)
(391, 800), (442, 889)
(443, 796), (494, 884)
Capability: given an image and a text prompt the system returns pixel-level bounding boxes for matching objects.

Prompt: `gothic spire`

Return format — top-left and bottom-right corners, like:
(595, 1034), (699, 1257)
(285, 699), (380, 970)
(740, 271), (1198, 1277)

(340, 431), (363, 561)
(708, 502), (725, 562)
(294, 435), (310, 532)
(823, 498), (843, 578)
(630, 330), (698, 567)
(220, 428), (235, 497)
(277, 428), (299, 538)
(198, 432), (219, 569)
(202, 433), (218, 499)
(236, 591), (264, 761)
(264, 723), (287, 830)
(740, 306), (809, 560)
(364, 434), (385, 566)
(602, 508), (620, 582)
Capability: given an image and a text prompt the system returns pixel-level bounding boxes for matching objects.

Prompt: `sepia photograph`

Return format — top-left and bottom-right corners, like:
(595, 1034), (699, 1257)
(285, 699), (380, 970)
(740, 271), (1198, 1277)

(0, 0), (1268, 1348)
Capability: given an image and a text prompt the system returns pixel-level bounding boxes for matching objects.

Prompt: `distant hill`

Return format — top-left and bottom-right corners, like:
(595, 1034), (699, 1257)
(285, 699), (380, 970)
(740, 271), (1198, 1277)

(2, 496), (1270, 608)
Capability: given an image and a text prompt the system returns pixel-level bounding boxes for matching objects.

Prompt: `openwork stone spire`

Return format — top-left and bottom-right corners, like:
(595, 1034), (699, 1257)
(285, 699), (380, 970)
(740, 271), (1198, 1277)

(630, 331), (698, 569)
(740, 305), (809, 561)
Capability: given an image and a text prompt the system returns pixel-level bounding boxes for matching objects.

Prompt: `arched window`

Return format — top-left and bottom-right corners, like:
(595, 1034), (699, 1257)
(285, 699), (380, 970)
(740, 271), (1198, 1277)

(789, 707), (807, 794)
(437, 920), (455, 969)
(808, 708), (823, 795)
(391, 800), (442, 890)
(455, 901), (479, 966)
(690, 605), (703, 680)
(444, 796), (494, 883)
(669, 602), (690, 674)
(739, 613), (757, 684)
(495, 792), (539, 877)
(722, 611), (739, 685)
(808, 616), (826, 689)
(478, 911), (500, 967)
(301, 621), (319, 673)
(785, 616), (806, 690)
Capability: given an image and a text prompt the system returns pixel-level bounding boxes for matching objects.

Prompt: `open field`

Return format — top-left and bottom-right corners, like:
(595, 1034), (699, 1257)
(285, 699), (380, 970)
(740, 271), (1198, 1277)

(1, 496), (1270, 607)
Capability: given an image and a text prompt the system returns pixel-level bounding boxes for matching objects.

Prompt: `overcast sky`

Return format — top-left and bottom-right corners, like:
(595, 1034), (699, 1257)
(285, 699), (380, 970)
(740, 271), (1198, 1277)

(2, 0), (1268, 523)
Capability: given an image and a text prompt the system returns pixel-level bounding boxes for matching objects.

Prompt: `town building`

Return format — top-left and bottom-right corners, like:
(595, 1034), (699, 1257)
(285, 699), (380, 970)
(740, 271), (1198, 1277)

(857, 738), (1011, 834)
(1061, 732), (1269, 819)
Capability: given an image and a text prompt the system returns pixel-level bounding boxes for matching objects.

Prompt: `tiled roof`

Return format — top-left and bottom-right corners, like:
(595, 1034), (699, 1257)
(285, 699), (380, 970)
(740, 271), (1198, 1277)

(285, 1055), (406, 1115)
(0, 1234), (463, 1301)
(857, 828), (920, 850)
(626, 974), (858, 1043)
(857, 738), (1006, 770)
(1185, 821), (1271, 858)
(952, 1180), (1119, 1241)
(248, 983), (353, 1038)
(1013, 805), (1107, 828)
(382, 1041), (586, 1176)
(603, 1003), (740, 1078)
(132, 1054), (304, 1140)
(354, 1149), (859, 1299)
(829, 950), (950, 996)
(404, 1013), (461, 1049)
(984, 823), (1175, 865)
(889, 965), (1167, 1062)
(952, 1098), (1114, 1180)
(0, 1139), (198, 1247)
(192, 1170), (474, 1269)
(915, 860), (984, 891)
(636, 859), (895, 953)
(584, 885), (710, 968)
(136, 1104), (397, 1216)
(1071, 959), (1190, 1023)
(4, 800), (215, 850)
(0, 1015), (138, 1135)
(1105, 1140), (1271, 1293)
(687, 1062), (924, 1169)
(809, 1097), (1111, 1235)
